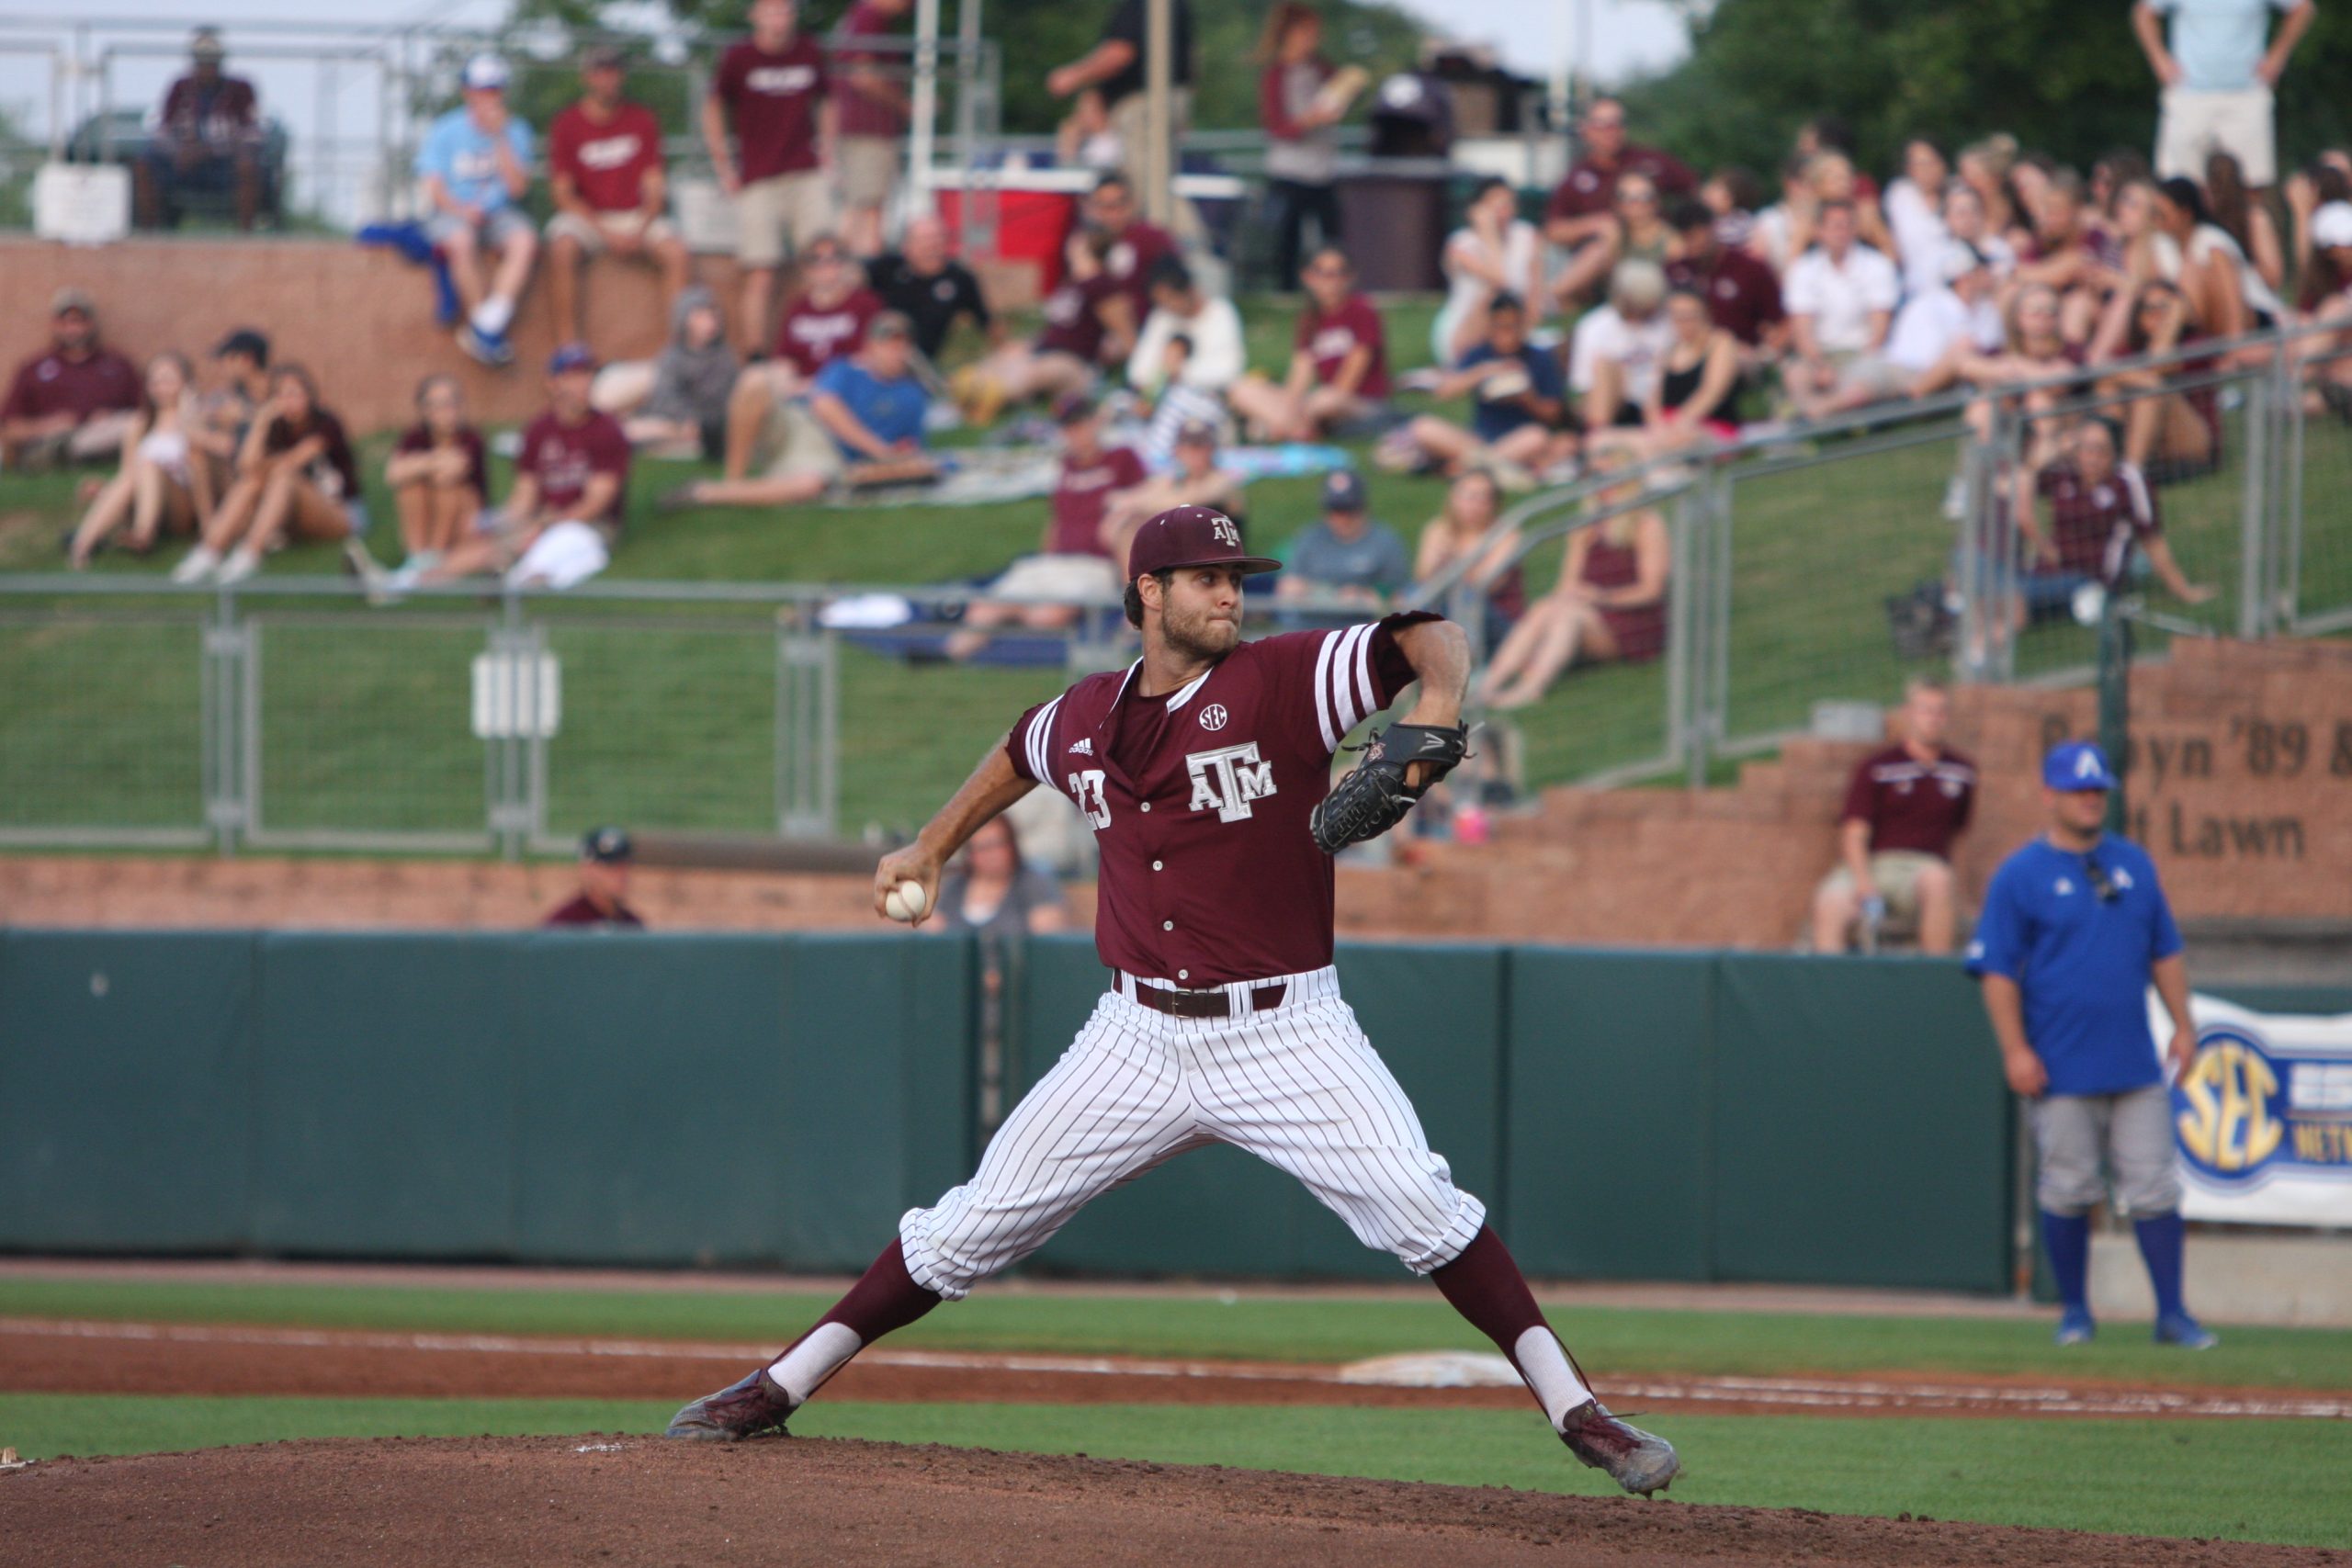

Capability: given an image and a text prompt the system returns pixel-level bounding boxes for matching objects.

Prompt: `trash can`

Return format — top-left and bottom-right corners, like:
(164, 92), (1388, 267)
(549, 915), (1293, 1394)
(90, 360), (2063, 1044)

(1334, 157), (1453, 292)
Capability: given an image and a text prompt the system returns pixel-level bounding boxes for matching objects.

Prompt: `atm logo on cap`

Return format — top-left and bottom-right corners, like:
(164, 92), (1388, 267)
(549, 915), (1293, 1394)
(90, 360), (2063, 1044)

(1211, 514), (1239, 547)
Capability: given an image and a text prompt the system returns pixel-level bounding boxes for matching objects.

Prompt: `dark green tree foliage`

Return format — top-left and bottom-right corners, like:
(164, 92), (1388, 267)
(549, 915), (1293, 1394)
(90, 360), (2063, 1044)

(504, 0), (1434, 137)
(1622, 0), (2352, 183)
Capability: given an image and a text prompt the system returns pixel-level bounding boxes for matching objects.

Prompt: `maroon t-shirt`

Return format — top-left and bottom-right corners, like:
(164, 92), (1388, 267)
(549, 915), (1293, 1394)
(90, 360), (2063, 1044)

(1545, 145), (1697, 223)
(715, 37), (829, 181)
(517, 409), (631, 524)
(1099, 219), (1177, 327)
(1049, 445), (1148, 558)
(1840, 745), (1978, 859)
(775, 287), (883, 377)
(832, 1), (909, 139)
(545, 893), (643, 927)
(2036, 461), (2160, 584)
(394, 423), (491, 502)
(1006, 613), (1437, 985)
(263, 408), (361, 503)
(2, 346), (140, 424)
(1295, 295), (1390, 398)
(549, 100), (664, 214)
(1036, 271), (1122, 364)
(159, 74), (258, 144)
(1666, 247), (1786, 346)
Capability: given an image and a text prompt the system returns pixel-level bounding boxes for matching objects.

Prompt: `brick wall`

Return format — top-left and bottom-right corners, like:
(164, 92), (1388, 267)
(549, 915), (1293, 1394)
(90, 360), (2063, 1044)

(4, 639), (2345, 945)
(0, 236), (1037, 434)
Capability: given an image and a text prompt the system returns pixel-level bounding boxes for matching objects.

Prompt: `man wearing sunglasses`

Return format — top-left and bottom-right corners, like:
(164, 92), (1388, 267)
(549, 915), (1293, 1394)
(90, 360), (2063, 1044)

(1968, 741), (2214, 1349)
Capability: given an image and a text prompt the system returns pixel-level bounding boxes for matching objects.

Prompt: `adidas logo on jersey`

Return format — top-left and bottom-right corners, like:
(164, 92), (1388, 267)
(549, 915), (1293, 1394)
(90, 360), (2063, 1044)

(1068, 738), (1093, 756)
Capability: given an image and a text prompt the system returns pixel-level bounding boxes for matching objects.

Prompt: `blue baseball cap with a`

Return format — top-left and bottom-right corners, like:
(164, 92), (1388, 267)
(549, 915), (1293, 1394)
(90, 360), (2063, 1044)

(548, 342), (599, 376)
(2044, 740), (2120, 792)
(1322, 468), (1367, 513)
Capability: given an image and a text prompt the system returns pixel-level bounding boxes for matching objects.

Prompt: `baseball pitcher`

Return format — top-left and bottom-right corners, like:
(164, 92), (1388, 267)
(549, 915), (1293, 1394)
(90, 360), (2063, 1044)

(667, 504), (1679, 1495)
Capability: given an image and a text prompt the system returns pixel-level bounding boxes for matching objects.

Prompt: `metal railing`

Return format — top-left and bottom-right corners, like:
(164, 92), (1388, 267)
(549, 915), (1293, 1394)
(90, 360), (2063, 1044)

(1408, 318), (2352, 789)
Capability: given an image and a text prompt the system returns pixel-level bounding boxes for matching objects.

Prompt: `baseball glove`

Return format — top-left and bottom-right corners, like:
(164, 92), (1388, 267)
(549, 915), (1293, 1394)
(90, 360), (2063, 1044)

(1310, 721), (1470, 855)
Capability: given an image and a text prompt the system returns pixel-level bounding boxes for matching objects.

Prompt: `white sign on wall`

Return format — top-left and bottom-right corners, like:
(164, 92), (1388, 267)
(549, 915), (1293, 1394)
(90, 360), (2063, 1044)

(2154, 992), (2352, 1228)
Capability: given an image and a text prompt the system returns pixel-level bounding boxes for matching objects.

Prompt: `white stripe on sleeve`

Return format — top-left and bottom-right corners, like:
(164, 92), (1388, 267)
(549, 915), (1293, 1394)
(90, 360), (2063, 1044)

(1331, 624), (1372, 736)
(1027, 696), (1062, 782)
(1350, 620), (1378, 719)
(1310, 629), (1340, 753)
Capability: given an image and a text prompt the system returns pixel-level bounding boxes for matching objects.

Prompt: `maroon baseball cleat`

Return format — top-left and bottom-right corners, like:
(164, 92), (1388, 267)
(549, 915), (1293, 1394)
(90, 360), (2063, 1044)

(1560, 1399), (1679, 1495)
(665, 1368), (795, 1440)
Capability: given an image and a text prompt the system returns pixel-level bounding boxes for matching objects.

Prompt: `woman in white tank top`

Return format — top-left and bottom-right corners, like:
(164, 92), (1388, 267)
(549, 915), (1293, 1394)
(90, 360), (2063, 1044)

(66, 351), (209, 568)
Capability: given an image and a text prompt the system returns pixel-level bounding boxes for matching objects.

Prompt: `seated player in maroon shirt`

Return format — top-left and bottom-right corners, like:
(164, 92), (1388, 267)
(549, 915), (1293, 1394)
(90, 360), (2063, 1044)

(1543, 96), (1696, 254)
(1080, 172), (1178, 333)
(1663, 197), (1786, 367)
(2010, 417), (2213, 623)
(1228, 245), (1392, 442)
(951, 228), (1136, 426)
(947, 394), (1148, 659)
(723, 236), (885, 448)
(1, 289), (141, 471)
(666, 504), (1683, 1499)
(544, 44), (691, 344)
(544, 826), (646, 928)
(1810, 677), (1977, 955)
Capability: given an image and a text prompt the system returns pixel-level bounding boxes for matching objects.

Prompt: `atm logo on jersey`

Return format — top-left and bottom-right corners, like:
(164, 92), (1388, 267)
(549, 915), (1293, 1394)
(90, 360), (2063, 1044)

(2173, 1024), (2352, 1188)
(1186, 741), (1275, 822)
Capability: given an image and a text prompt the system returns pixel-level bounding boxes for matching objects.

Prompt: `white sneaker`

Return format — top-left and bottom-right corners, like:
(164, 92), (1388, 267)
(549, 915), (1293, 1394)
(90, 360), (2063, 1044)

(215, 548), (261, 585)
(169, 544), (222, 583)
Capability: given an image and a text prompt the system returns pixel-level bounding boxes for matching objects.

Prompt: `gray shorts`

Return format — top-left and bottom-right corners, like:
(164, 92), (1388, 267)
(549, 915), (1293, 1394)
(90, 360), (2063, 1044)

(2031, 1083), (2180, 1217)
(425, 206), (535, 252)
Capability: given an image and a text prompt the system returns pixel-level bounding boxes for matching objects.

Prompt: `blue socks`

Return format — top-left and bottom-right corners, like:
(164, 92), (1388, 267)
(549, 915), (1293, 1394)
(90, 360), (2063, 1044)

(2133, 1212), (2188, 1321)
(2041, 1210), (2092, 1311)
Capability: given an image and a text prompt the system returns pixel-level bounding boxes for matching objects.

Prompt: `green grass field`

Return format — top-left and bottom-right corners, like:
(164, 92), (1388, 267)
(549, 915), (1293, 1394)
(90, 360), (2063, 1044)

(7, 299), (2347, 837)
(4, 1274), (2351, 1547)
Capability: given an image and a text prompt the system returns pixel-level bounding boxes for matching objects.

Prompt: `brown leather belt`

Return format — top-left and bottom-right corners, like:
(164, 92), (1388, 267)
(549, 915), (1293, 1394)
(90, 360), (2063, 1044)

(1126, 981), (1288, 1020)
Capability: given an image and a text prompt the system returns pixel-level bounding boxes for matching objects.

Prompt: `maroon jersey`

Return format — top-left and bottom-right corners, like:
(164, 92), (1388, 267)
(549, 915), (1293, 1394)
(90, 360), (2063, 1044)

(158, 73), (259, 145)
(263, 408), (360, 503)
(1840, 745), (1976, 859)
(1545, 146), (1696, 224)
(1295, 295), (1390, 398)
(775, 287), (883, 377)
(1006, 613), (1436, 985)
(1049, 445), (1148, 558)
(549, 100), (663, 213)
(394, 423), (490, 502)
(1578, 529), (1664, 663)
(2, 346), (140, 425)
(545, 893), (643, 927)
(2035, 461), (2159, 584)
(714, 37), (829, 181)
(832, 1), (909, 138)
(517, 409), (631, 525)
(1099, 220), (1177, 327)
(1035, 271), (1122, 364)
(1666, 246), (1785, 346)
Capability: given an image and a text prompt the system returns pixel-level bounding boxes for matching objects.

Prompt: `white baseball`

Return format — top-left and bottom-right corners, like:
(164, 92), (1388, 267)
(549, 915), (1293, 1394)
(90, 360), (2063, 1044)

(884, 879), (928, 923)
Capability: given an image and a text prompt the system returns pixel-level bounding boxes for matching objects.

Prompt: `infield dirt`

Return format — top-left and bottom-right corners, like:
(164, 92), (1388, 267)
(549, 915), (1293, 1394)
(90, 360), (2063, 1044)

(6, 1433), (2348, 1568)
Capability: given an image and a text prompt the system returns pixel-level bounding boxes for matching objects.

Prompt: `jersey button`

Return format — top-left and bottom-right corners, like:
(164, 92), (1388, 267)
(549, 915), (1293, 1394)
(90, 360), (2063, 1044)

(1151, 860), (1163, 871)
(1162, 919), (1174, 931)
(1178, 969), (1189, 980)
(1139, 802), (1151, 812)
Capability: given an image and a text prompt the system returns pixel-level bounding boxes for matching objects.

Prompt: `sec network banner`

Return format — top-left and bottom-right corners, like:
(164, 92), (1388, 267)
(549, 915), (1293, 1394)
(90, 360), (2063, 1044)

(2152, 992), (2352, 1226)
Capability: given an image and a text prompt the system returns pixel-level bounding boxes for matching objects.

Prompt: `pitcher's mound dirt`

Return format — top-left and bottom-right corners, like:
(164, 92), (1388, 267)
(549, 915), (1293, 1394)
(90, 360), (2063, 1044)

(3, 1434), (2340, 1568)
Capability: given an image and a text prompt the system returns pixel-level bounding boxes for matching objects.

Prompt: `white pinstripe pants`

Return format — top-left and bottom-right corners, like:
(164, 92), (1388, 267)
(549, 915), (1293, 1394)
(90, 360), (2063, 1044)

(899, 966), (1488, 1299)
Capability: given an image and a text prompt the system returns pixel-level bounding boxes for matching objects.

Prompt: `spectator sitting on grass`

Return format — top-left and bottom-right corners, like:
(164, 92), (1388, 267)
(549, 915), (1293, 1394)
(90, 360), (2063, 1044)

(949, 229), (1134, 425)
(417, 53), (537, 367)
(544, 43), (691, 345)
(1126, 256), (1245, 404)
(1790, 243), (2002, 423)
(133, 28), (263, 231)
(1615, 286), (1745, 457)
(196, 327), (271, 488)
(545, 826), (644, 927)
(1475, 459), (1669, 708)
(2094, 280), (2220, 479)
(865, 214), (996, 362)
(1100, 415), (1248, 573)
(2148, 176), (2283, 353)
(1914, 282), (2079, 451)
(1275, 468), (1411, 611)
(948, 393), (1146, 658)
(1384, 293), (1568, 487)
(1543, 96), (1696, 258)
(591, 287), (740, 459)
(1782, 199), (1901, 412)
(1228, 245), (1389, 442)
(1551, 169), (1676, 315)
(1663, 197), (1785, 367)
(1, 289), (141, 473)
(2207, 152), (2286, 299)
(170, 364), (366, 585)
(1809, 677), (1974, 956)
(1078, 172), (1180, 336)
(382, 374), (489, 576)
(1411, 468), (1523, 649)
(1434, 176), (1546, 368)
(66, 352), (211, 569)
(2010, 417), (2213, 624)
(671, 311), (933, 510)
(1569, 259), (1673, 438)
(2284, 158), (2352, 291)
(374, 344), (630, 593)
(1940, 182), (2018, 279)
(2014, 169), (2122, 349)
(743, 234), (884, 405)
(1883, 138), (1953, 297)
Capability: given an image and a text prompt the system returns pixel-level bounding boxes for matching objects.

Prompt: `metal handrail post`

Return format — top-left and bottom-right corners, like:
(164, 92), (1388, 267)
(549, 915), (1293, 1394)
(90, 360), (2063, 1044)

(2239, 348), (2272, 640)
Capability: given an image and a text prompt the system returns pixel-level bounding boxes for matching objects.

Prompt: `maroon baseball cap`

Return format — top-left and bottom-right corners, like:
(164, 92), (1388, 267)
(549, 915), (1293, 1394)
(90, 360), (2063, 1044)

(1125, 504), (1281, 580)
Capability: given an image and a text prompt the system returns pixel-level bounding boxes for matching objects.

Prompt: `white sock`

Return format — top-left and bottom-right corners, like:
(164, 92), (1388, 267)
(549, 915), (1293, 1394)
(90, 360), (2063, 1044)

(473, 296), (514, 336)
(1514, 1325), (1593, 1429)
(764, 1320), (862, 1407)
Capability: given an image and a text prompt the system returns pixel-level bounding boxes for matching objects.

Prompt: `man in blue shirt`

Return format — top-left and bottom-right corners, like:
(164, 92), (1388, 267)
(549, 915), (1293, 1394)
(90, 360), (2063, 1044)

(418, 53), (539, 367)
(1275, 468), (1413, 613)
(1968, 741), (2213, 1348)
(2133, 0), (2313, 188)
(1390, 294), (1567, 486)
(667, 310), (933, 509)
